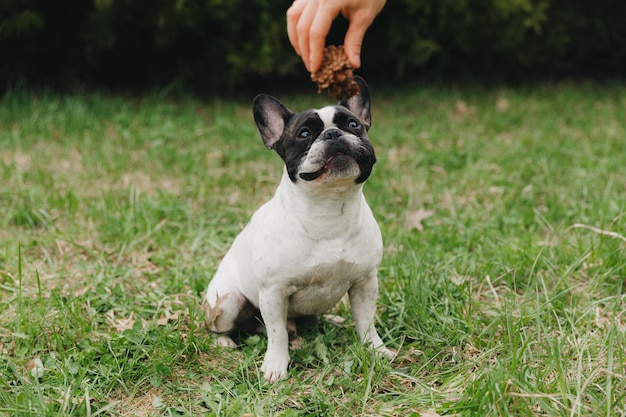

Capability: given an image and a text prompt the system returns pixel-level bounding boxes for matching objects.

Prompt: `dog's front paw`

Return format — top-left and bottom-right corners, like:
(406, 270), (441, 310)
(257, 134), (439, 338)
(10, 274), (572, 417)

(377, 346), (397, 361)
(261, 352), (290, 383)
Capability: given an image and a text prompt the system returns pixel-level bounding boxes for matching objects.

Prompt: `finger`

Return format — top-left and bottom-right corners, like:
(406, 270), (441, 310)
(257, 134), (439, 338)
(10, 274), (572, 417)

(286, 0), (306, 56)
(343, 14), (371, 69)
(295, 1), (318, 71)
(308, 10), (336, 73)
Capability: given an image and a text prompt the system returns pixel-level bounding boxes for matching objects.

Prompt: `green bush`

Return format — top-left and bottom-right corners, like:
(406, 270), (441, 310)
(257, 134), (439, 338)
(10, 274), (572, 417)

(79, 0), (299, 88)
(0, 0), (299, 91)
(1, 0), (624, 91)
(365, 0), (626, 80)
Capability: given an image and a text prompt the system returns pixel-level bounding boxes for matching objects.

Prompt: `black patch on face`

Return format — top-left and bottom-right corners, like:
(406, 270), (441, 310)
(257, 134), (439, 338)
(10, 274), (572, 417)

(273, 110), (325, 182)
(333, 108), (366, 136)
(332, 108), (376, 184)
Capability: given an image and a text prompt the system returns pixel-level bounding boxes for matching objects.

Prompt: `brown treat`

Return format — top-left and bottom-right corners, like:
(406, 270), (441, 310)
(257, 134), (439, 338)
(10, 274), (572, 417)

(311, 45), (359, 101)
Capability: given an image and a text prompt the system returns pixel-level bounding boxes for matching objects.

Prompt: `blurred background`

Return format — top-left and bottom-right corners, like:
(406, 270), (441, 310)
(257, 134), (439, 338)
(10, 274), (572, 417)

(2, 0), (625, 94)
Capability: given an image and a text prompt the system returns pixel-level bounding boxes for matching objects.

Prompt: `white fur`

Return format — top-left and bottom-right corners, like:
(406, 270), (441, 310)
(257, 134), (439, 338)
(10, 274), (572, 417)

(205, 166), (393, 382)
(316, 106), (337, 126)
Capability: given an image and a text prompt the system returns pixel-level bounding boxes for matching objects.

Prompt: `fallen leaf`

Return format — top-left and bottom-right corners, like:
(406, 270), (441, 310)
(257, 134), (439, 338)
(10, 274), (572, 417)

(27, 357), (45, 378)
(107, 310), (136, 332)
(450, 273), (469, 286)
(152, 396), (165, 409)
(73, 285), (91, 297)
(496, 97), (510, 112)
(454, 100), (476, 118)
(405, 208), (434, 232)
(156, 311), (180, 326)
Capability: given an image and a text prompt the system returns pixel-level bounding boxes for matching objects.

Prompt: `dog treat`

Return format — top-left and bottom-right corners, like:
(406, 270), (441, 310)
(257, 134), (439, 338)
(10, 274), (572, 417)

(311, 45), (359, 101)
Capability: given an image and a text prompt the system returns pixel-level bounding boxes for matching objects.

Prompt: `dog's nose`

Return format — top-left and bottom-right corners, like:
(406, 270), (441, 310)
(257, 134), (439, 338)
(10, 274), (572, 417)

(324, 129), (343, 141)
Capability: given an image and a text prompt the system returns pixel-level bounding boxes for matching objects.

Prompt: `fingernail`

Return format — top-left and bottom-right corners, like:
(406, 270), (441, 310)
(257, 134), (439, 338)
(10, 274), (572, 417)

(352, 54), (361, 68)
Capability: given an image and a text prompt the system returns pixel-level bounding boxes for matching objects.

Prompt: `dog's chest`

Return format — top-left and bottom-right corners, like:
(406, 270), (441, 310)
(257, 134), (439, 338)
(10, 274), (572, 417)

(235, 176), (382, 314)
(270, 229), (378, 315)
(286, 257), (372, 316)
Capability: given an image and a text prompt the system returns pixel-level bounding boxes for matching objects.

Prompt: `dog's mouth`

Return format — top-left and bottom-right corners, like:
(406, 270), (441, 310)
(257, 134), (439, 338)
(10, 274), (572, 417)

(299, 153), (355, 181)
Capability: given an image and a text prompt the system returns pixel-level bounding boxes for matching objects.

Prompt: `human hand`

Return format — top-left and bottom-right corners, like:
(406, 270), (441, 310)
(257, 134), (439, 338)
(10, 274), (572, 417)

(287, 0), (386, 73)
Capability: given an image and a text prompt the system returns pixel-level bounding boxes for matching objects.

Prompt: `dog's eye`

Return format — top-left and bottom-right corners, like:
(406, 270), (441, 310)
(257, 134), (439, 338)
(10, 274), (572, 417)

(298, 128), (311, 139)
(348, 119), (359, 129)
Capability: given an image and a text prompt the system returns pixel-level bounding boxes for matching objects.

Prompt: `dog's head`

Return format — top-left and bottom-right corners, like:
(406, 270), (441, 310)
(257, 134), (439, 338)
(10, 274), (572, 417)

(253, 77), (375, 188)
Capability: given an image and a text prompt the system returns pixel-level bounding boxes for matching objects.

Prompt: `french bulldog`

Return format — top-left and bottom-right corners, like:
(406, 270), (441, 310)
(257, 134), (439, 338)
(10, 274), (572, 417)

(204, 77), (394, 382)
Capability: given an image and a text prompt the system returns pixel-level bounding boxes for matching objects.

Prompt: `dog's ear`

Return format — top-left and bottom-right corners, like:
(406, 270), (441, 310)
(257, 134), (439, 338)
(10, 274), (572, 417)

(340, 76), (371, 130)
(253, 95), (294, 150)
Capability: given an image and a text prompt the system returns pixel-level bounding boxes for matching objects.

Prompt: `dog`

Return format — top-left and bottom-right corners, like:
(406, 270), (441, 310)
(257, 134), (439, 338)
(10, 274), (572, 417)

(204, 77), (394, 382)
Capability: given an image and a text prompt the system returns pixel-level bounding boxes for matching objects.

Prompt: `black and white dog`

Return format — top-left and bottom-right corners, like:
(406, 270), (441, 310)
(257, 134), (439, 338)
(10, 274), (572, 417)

(205, 77), (394, 382)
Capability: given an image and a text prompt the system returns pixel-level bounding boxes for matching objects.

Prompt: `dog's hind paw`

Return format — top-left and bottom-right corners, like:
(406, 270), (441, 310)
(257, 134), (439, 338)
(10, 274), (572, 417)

(216, 335), (237, 348)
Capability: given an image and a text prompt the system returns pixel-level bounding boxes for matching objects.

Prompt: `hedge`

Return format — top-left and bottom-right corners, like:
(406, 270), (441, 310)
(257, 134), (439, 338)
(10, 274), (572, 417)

(1, 0), (625, 92)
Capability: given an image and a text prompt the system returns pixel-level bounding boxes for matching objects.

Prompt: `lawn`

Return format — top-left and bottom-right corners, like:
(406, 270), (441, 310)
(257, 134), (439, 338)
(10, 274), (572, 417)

(1, 82), (625, 416)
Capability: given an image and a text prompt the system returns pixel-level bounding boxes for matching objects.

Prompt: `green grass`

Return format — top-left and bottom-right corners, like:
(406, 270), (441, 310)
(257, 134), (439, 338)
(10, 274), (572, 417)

(1, 82), (625, 416)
